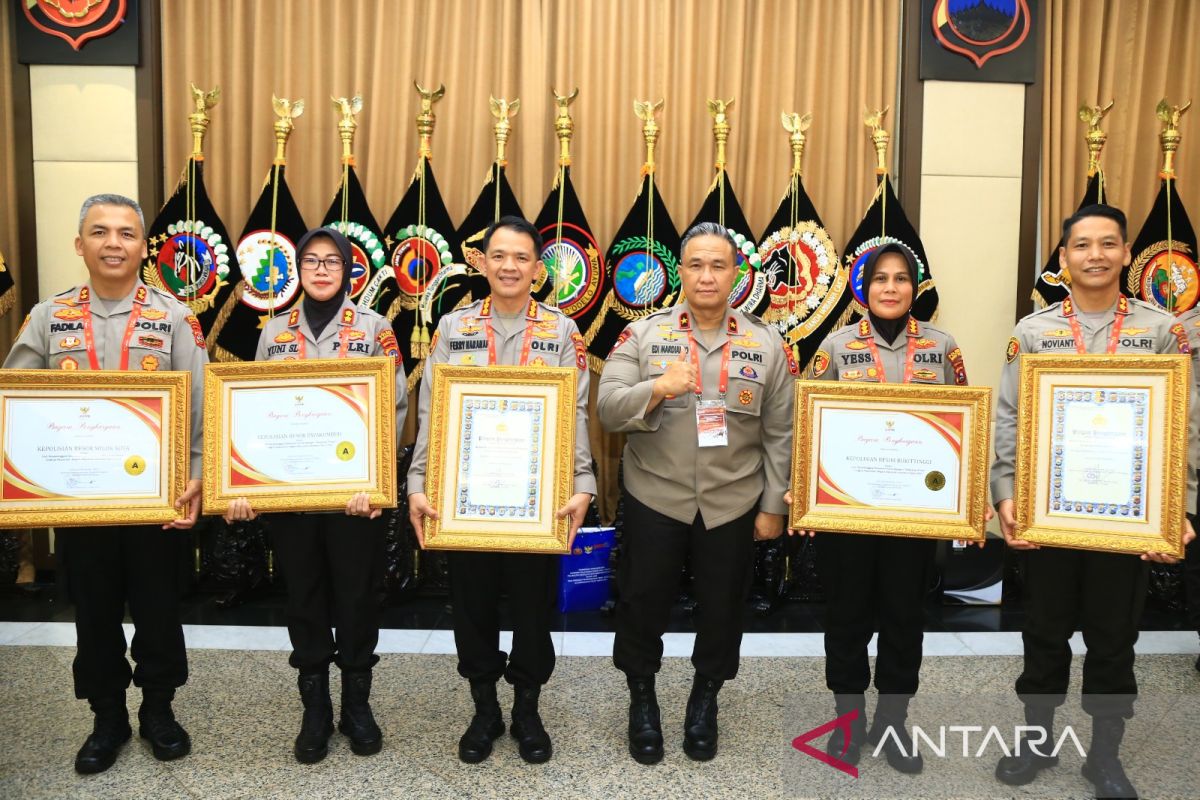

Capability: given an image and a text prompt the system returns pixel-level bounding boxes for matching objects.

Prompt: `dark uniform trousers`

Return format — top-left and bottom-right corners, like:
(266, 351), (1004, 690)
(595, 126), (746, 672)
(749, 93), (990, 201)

(59, 526), (188, 700)
(613, 493), (758, 682)
(1016, 547), (1146, 718)
(270, 513), (384, 672)
(448, 550), (557, 687)
(818, 533), (935, 696)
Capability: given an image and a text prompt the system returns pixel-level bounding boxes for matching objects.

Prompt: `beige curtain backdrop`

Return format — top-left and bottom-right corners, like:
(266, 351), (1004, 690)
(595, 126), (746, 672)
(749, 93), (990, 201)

(0, 8), (22, 354)
(160, 0), (901, 522)
(1042, 0), (1200, 262)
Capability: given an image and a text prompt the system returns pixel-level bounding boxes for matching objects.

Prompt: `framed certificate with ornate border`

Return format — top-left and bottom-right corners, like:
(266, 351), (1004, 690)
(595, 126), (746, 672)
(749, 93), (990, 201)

(1014, 354), (1189, 557)
(0, 370), (191, 528)
(790, 381), (993, 541)
(203, 357), (396, 514)
(424, 364), (576, 553)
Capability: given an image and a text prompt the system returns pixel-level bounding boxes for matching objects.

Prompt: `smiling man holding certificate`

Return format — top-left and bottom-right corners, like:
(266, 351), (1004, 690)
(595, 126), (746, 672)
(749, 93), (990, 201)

(992, 204), (1198, 799)
(3, 194), (205, 774)
(408, 216), (594, 766)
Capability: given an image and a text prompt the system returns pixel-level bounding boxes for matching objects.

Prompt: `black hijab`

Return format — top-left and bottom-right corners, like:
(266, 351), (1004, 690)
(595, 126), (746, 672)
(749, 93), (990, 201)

(862, 242), (919, 345)
(295, 227), (354, 338)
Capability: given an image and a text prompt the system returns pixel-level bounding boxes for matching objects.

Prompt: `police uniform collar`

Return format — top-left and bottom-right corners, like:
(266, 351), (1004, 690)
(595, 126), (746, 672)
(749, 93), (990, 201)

(673, 302), (736, 334)
(80, 281), (147, 317)
(477, 296), (540, 320)
(1062, 294), (1126, 318)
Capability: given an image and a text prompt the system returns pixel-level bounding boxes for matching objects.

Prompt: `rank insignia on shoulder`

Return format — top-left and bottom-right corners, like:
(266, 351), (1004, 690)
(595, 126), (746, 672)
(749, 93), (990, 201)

(140, 355), (159, 371)
(1006, 337), (1020, 363)
(738, 389), (754, 405)
(342, 308), (356, 326)
(1170, 322), (1190, 354)
(274, 331), (296, 344)
(811, 350), (830, 378)
(287, 309), (301, 327)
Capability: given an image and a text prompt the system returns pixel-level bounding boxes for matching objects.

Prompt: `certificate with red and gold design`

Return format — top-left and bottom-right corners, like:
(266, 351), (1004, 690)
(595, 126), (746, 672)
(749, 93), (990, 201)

(0, 371), (190, 527)
(791, 381), (992, 541)
(203, 358), (396, 514)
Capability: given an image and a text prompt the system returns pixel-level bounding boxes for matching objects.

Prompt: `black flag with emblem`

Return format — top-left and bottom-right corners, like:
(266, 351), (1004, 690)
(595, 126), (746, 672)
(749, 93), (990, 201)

(370, 158), (467, 374)
(143, 159), (239, 335)
(1124, 175), (1198, 316)
(586, 174), (683, 368)
(842, 175), (938, 322)
(688, 171), (764, 315)
(320, 166), (387, 304)
(756, 175), (847, 371)
(457, 163), (525, 300)
(210, 164), (308, 362)
(1032, 171), (1106, 308)
(533, 166), (607, 334)
(0, 247), (14, 318)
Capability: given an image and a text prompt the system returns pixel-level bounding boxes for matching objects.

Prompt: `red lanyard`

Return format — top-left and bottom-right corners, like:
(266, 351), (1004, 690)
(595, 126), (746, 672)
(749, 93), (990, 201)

(79, 287), (145, 370)
(296, 325), (351, 359)
(483, 317), (535, 366)
(1065, 297), (1127, 355)
(686, 330), (731, 398)
(862, 322), (918, 384)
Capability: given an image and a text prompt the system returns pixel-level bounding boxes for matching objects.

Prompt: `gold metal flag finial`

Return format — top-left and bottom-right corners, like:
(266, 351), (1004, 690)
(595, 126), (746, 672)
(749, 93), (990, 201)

(552, 87), (579, 166)
(781, 111), (813, 177)
(1078, 100), (1114, 176)
(489, 95), (520, 167)
(270, 95), (304, 165)
(188, 83), (220, 159)
(1156, 98), (1191, 177)
(706, 98), (734, 172)
(414, 82), (445, 160)
(332, 93), (364, 166)
(863, 107), (890, 175)
(634, 98), (665, 174)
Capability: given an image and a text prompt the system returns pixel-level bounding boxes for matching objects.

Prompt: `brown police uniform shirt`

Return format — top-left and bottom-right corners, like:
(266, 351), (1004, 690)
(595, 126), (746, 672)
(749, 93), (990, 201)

(808, 316), (968, 386)
(255, 297), (409, 440)
(4, 281), (208, 479)
(991, 295), (1198, 508)
(407, 297), (596, 497)
(596, 302), (797, 528)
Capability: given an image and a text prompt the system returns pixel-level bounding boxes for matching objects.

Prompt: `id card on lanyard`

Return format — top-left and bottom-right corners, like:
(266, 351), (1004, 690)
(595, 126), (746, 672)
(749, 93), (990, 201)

(688, 330), (730, 448)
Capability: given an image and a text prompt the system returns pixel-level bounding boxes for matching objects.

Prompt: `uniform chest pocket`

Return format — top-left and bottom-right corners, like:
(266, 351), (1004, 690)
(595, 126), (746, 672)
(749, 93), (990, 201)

(726, 375), (764, 416)
(128, 330), (174, 371)
(446, 336), (488, 366)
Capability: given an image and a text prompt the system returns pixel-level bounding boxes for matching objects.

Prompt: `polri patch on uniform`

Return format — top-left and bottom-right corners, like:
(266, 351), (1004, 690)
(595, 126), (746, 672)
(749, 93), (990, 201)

(571, 332), (587, 371)
(1005, 337), (1020, 363)
(782, 341), (799, 376)
(811, 350), (830, 378)
(948, 347), (968, 386)
(186, 314), (206, 348)
(609, 328), (633, 357)
(1170, 322), (1191, 354)
(376, 329), (402, 367)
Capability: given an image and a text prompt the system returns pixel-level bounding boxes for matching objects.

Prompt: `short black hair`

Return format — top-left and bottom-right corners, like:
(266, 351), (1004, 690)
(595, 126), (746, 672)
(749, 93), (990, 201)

(1062, 204), (1127, 243)
(481, 215), (543, 256)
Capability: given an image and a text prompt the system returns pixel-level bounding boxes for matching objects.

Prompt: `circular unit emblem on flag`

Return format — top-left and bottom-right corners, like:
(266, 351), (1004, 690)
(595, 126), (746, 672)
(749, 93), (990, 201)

(152, 220), (230, 303)
(1131, 243), (1200, 314)
(22, 0), (127, 52)
(538, 222), (602, 317)
(609, 237), (678, 311)
(847, 236), (926, 308)
(236, 231), (299, 312)
(390, 225), (453, 297)
(759, 222), (838, 329)
(324, 222), (385, 300)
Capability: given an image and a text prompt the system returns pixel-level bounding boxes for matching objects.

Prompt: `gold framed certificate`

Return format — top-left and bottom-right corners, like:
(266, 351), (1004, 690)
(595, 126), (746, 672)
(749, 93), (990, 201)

(424, 364), (576, 553)
(0, 370), (190, 528)
(203, 357), (396, 514)
(1015, 354), (1189, 557)
(790, 381), (993, 541)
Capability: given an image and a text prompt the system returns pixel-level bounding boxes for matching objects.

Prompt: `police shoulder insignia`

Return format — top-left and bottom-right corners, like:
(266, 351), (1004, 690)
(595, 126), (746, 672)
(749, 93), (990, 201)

(948, 347), (968, 386)
(609, 328), (633, 357)
(782, 340), (799, 376)
(810, 350), (830, 378)
(376, 328), (402, 367)
(342, 308), (356, 326)
(288, 308), (301, 327)
(186, 314), (206, 348)
(1005, 337), (1020, 363)
(571, 331), (587, 371)
(1171, 322), (1190, 354)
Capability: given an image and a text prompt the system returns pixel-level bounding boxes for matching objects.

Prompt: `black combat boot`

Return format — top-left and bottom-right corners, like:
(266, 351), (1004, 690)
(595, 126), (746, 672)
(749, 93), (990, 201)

(826, 693), (868, 766)
(1080, 716), (1138, 799)
(682, 675), (721, 761)
(867, 694), (923, 774)
(458, 679), (504, 764)
(510, 684), (552, 763)
(74, 693), (132, 774)
(294, 669), (334, 764)
(138, 687), (191, 761)
(995, 705), (1059, 785)
(626, 674), (663, 765)
(338, 669), (382, 756)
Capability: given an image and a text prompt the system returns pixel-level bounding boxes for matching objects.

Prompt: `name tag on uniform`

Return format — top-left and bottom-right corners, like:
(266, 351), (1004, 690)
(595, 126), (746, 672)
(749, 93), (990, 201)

(696, 399), (728, 448)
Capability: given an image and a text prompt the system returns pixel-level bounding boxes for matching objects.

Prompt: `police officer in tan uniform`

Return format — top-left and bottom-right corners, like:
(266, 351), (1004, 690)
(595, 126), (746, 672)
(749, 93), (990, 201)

(224, 227), (407, 764)
(992, 204), (1197, 799)
(597, 222), (795, 764)
(3, 194), (204, 774)
(408, 216), (594, 765)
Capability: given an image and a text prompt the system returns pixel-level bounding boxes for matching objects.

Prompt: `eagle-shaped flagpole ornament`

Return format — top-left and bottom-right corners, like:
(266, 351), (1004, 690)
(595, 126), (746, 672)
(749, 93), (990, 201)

(457, 95), (525, 287)
(1081, 100), (1115, 178)
(143, 83), (237, 334)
